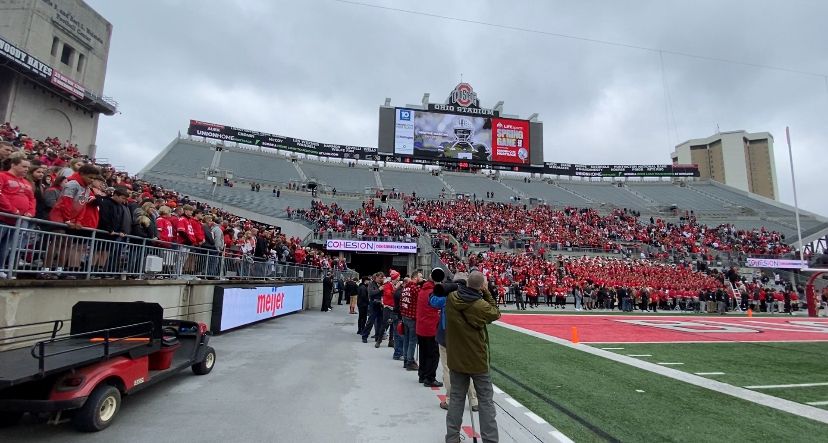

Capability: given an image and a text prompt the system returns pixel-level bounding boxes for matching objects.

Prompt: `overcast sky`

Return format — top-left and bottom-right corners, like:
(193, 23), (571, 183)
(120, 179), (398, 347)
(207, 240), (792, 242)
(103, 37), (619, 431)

(86, 0), (828, 215)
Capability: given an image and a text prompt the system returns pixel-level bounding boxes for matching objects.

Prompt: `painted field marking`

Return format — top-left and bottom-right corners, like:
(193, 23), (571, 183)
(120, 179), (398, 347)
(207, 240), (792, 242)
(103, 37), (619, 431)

(635, 389), (646, 393)
(658, 362), (684, 365)
(525, 411), (546, 424)
(627, 354), (652, 357)
(696, 372), (726, 376)
(495, 320), (828, 424)
(504, 397), (523, 408)
(601, 347), (625, 350)
(806, 401), (828, 406)
(550, 430), (576, 443)
(745, 382), (828, 389)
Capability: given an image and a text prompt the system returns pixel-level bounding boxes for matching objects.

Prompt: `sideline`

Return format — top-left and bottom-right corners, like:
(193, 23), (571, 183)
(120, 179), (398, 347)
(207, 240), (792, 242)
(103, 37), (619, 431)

(495, 321), (828, 425)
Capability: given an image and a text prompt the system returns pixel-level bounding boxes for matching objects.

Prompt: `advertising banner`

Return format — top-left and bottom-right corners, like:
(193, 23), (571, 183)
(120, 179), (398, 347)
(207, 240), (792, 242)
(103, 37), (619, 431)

(491, 118), (530, 164)
(325, 239), (418, 254)
(544, 163), (699, 177)
(0, 35), (53, 80)
(50, 69), (85, 99)
(745, 258), (807, 269)
(188, 120), (381, 160)
(212, 285), (304, 332)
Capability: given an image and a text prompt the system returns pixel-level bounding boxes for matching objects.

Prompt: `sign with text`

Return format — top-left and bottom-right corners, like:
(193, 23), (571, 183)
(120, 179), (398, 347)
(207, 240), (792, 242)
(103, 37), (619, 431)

(745, 258), (807, 269)
(212, 285), (304, 332)
(0, 35), (53, 80)
(325, 239), (418, 254)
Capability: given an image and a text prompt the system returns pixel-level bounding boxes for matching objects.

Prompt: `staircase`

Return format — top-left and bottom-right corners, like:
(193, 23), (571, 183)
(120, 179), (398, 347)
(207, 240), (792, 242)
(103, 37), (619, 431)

(497, 179), (526, 200)
(293, 162), (308, 182)
(553, 182), (594, 203)
(374, 170), (383, 189)
(437, 175), (456, 195)
(622, 185), (656, 205)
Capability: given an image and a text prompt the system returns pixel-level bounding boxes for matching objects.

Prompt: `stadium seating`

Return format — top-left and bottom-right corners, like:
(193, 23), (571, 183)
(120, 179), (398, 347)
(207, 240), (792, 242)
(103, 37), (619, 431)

(144, 139), (215, 176)
(501, 178), (592, 206)
(218, 148), (302, 183)
(297, 161), (376, 194)
(379, 169), (444, 198)
(441, 173), (516, 202)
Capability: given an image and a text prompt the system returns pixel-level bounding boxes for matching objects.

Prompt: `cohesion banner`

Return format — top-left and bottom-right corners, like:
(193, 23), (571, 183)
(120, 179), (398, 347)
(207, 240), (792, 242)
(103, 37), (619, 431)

(325, 239), (418, 254)
(745, 258), (808, 269)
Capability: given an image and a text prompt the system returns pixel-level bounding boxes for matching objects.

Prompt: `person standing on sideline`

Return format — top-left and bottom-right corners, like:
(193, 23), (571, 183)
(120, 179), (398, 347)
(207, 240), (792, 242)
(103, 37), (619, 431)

(443, 271), (501, 443)
(336, 274), (346, 305)
(376, 269), (402, 348)
(361, 272), (385, 343)
(346, 276), (359, 314)
(321, 272), (333, 312)
(430, 273), (478, 411)
(356, 276), (370, 334)
(399, 271), (422, 370)
(416, 268), (443, 387)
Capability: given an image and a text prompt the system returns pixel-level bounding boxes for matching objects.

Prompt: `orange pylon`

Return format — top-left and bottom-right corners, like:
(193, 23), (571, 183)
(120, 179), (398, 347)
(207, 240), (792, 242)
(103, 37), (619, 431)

(571, 326), (580, 344)
(747, 308), (753, 318)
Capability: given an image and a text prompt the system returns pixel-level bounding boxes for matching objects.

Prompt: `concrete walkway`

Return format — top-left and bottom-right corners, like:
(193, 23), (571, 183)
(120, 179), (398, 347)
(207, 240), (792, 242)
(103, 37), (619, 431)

(3, 308), (564, 442)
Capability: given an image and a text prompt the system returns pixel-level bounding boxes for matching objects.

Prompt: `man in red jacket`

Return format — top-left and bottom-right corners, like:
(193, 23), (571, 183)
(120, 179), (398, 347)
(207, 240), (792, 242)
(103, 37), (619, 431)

(0, 156), (35, 276)
(416, 269), (443, 387)
(376, 269), (402, 348)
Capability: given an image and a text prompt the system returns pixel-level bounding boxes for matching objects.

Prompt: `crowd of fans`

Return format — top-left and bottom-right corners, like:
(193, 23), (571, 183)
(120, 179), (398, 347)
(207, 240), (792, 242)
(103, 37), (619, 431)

(0, 122), (343, 279)
(404, 199), (792, 257)
(295, 199), (419, 240)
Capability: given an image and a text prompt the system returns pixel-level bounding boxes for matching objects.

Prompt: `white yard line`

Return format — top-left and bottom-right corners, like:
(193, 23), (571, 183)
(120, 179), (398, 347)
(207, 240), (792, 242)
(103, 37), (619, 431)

(806, 401), (828, 406)
(601, 347), (625, 350)
(695, 372), (726, 376)
(503, 397), (523, 408)
(744, 382), (828, 389)
(495, 321), (828, 424)
(550, 430), (576, 443)
(657, 362), (684, 365)
(627, 354), (652, 357)
(525, 411), (546, 424)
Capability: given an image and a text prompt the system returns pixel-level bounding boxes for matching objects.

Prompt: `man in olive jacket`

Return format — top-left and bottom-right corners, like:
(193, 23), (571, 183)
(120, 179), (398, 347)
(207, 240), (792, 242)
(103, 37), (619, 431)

(444, 271), (501, 443)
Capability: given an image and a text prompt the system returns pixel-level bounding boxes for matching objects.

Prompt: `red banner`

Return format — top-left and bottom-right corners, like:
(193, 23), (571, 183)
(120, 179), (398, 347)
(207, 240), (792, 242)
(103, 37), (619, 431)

(491, 118), (530, 164)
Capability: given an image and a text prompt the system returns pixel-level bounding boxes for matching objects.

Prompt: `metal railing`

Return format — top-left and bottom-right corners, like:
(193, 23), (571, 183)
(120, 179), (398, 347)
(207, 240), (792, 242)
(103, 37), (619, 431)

(0, 214), (327, 281)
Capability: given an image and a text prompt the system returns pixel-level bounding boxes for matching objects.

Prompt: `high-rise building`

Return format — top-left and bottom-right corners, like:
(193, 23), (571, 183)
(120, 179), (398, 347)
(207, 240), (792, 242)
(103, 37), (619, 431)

(0, 0), (115, 157)
(671, 130), (778, 200)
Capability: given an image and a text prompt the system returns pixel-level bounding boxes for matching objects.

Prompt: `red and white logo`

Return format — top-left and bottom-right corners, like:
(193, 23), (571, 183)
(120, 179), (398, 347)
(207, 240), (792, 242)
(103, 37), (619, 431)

(450, 83), (478, 108)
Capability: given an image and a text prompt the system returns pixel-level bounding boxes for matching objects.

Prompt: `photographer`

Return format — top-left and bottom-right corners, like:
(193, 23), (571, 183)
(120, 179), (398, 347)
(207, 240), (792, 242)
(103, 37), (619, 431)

(442, 270), (500, 443)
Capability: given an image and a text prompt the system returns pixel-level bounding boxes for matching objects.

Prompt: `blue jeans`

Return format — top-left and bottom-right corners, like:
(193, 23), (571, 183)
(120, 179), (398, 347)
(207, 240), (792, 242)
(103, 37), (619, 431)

(392, 313), (404, 358)
(402, 317), (417, 363)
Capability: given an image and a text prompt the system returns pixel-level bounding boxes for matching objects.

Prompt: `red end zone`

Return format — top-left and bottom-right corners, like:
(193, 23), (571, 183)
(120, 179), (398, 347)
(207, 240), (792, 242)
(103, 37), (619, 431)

(499, 314), (828, 343)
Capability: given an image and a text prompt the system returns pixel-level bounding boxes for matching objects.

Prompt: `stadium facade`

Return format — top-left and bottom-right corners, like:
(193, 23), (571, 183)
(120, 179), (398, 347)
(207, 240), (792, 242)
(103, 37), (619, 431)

(672, 130), (778, 201)
(0, 0), (115, 157)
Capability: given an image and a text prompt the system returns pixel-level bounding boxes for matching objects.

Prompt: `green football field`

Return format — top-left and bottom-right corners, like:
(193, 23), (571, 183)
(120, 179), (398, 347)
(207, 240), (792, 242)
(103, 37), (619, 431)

(489, 324), (828, 442)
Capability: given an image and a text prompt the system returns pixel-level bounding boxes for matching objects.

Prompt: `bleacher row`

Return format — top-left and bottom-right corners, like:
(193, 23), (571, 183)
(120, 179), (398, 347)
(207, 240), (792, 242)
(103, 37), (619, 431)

(141, 138), (828, 243)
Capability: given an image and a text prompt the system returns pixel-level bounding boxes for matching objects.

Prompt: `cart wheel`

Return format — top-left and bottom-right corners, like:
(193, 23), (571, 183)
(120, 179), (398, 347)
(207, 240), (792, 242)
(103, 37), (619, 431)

(192, 346), (216, 375)
(72, 384), (121, 432)
(0, 411), (23, 427)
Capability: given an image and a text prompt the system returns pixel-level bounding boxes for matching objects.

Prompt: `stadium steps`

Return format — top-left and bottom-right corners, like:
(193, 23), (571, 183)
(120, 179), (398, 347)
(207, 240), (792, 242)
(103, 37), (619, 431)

(496, 179), (527, 199)
(551, 182), (594, 204)
(622, 184), (657, 206)
(293, 162), (308, 182)
(374, 170), (383, 189)
(437, 175), (456, 195)
(686, 184), (742, 210)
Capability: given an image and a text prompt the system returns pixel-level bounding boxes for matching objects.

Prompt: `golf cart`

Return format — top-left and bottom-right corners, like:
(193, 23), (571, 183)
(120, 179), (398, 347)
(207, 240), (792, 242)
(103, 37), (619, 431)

(0, 301), (216, 432)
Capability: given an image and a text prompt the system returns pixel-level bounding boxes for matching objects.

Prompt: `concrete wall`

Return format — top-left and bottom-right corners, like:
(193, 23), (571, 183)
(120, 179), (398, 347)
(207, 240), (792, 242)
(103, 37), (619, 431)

(0, 280), (323, 350)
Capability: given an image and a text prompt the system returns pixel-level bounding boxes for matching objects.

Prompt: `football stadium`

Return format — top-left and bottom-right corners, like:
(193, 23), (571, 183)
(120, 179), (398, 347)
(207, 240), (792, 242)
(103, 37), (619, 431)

(1, 1), (828, 442)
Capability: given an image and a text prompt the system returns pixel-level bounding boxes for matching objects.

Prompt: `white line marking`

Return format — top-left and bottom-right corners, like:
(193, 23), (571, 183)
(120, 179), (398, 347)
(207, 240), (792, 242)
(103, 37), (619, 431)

(627, 354), (652, 357)
(503, 397), (523, 408)
(635, 389), (646, 393)
(745, 382), (828, 389)
(492, 385), (504, 394)
(695, 372), (726, 375)
(549, 430), (576, 443)
(658, 362), (684, 365)
(601, 347), (624, 350)
(494, 321), (828, 424)
(807, 401), (828, 406)
(525, 411), (546, 424)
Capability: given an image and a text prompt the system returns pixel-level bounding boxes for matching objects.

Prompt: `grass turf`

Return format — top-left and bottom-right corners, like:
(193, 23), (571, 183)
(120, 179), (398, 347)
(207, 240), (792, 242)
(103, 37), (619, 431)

(489, 324), (828, 442)
(591, 342), (828, 409)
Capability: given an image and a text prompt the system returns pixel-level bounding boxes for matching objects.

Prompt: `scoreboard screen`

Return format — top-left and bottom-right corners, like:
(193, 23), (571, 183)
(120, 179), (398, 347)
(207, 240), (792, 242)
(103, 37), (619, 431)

(393, 108), (530, 165)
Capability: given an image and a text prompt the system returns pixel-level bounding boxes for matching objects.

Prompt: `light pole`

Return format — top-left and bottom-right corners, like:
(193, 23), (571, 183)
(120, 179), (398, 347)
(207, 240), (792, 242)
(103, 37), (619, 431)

(785, 126), (804, 263)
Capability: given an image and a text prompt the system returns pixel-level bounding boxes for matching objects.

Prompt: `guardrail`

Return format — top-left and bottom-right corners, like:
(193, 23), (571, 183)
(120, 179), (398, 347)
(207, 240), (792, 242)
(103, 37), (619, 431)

(0, 214), (328, 281)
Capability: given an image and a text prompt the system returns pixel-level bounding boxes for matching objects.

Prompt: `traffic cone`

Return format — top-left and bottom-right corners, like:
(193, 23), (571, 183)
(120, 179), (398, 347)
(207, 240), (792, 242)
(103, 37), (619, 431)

(747, 308), (753, 318)
(571, 326), (580, 344)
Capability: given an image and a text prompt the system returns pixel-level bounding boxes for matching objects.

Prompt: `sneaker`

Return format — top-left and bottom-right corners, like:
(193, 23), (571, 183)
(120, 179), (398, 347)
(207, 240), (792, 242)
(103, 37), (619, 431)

(392, 355), (402, 361)
(424, 380), (443, 388)
(374, 341), (381, 348)
(387, 340), (395, 348)
(439, 401), (448, 410)
(362, 338), (367, 343)
(405, 362), (419, 371)
(418, 377), (426, 383)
